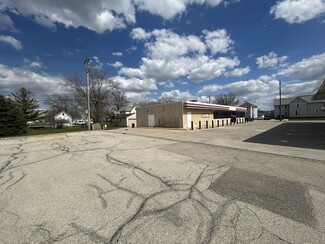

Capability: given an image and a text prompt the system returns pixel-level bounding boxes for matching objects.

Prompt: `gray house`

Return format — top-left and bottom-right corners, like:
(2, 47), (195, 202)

(274, 96), (325, 119)
(274, 79), (325, 119)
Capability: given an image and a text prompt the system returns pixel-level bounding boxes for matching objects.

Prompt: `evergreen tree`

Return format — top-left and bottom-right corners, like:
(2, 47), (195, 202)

(11, 87), (41, 121)
(0, 95), (26, 136)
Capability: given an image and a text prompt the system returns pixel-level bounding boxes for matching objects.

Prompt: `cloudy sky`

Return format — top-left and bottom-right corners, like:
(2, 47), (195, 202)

(0, 0), (325, 109)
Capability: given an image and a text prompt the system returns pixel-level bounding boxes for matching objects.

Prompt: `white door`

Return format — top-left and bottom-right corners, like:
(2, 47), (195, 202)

(187, 112), (192, 129)
(148, 114), (155, 127)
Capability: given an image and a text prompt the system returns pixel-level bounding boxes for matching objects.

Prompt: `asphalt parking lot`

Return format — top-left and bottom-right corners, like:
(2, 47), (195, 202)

(0, 120), (325, 243)
(245, 122), (325, 150)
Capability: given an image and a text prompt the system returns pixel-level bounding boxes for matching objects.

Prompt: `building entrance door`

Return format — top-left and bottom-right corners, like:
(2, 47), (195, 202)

(148, 114), (155, 127)
(187, 112), (192, 129)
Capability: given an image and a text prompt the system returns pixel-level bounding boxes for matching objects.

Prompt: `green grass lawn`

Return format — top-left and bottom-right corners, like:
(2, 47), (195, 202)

(25, 126), (88, 135)
(24, 124), (118, 136)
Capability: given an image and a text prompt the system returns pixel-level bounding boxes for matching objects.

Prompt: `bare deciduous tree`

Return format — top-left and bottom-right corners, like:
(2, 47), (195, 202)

(65, 68), (125, 122)
(213, 93), (240, 106)
(111, 89), (129, 111)
(46, 94), (80, 124)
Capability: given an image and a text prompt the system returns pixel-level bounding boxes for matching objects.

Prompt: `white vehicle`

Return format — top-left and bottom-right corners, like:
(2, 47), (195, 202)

(75, 120), (86, 125)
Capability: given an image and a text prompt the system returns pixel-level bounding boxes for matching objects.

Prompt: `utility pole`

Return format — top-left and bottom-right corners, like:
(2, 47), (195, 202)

(84, 58), (91, 131)
(279, 80), (282, 121)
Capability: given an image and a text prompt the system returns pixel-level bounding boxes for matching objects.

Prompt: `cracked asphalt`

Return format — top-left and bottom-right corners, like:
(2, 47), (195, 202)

(0, 121), (325, 243)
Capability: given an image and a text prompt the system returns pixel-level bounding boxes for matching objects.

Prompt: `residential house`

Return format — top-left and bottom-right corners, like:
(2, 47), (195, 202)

(274, 96), (325, 119)
(274, 79), (325, 119)
(114, 106), (137, 128)
(54, 111), (73, 128)
(240, 101), (258, 120)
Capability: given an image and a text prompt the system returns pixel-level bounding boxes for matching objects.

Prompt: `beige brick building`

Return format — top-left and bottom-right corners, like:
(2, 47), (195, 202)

(136, 101), (247, 129)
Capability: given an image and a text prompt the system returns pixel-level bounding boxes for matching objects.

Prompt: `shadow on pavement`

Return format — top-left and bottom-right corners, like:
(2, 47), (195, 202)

(244, 122), (325, 150)
(210, 167), (316, 227)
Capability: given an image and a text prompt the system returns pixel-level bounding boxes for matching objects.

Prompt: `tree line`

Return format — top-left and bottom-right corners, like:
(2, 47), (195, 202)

(0, 68), (128, 136)
(1, 66), (241, 136)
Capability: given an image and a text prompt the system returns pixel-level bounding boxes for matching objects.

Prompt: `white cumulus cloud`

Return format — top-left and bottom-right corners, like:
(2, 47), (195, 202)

(256, 52), (288, 69)
(188, 56), (239, 82)
(225, 66), (250, 77)
(143, 29), (206, 59)
(0, 63), (68, 103)
(0, 12), (17, 31)
(279, 52), (325, 80)
(113, 76), (157, 92)
(159, 89), (193, 101)
(0, 35), (22, 50)
(0, 0), (233, 33)
(203, 29), (233, 55)
(23, 57), (44, 69)
(130, 27), (152, 40)
(124, 28), (240, 84)
(270, 0), (325, 24)
(108, 61), (123, 68)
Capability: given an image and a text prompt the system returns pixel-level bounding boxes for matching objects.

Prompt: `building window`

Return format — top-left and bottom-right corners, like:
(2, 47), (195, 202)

(297, 98), (300, 102)
(296, 104), (300, 108)
(315, 109), (319, 113)
(295, 111), (298, 115)
(309, 107), (312, 110)
(285, 112), (287, 116)
(284, 105), (287, 109)
(323, 102), (325, 107)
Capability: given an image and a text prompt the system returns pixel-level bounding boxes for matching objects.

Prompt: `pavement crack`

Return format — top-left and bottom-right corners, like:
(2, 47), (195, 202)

(69, 222), (108, 243)
(189, 165), (208, 199)
(97, 173), (144, 198)
(106, 152), (172, 189)
(87, 184), (109, 209)
(0, 144), (24, 174)
(264, 229), (293, 244)
(50, 142), (70, 153)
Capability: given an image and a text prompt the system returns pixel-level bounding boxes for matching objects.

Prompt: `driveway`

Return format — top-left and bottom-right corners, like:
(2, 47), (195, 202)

(0, 122), (325, 243)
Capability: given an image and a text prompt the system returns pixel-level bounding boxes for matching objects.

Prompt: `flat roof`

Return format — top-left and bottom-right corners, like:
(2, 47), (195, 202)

(183, 101), (247, 112)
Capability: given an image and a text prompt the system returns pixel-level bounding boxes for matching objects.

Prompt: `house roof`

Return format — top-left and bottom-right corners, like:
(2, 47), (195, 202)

(240, 101), (258, 108)
(273, 97), (295, 105)
(54, 111), (72, 119)
(313, 79), (325, 100)
(119, 106), (135, 112)
(274, 95), (325, 105)
(115, 113), (135, 119)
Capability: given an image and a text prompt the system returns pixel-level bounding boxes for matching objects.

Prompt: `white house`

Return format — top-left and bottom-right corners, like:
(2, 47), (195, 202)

(114, 106), (137, 128)
(54, 111), (73, 128)
(240, 102), (258, 120)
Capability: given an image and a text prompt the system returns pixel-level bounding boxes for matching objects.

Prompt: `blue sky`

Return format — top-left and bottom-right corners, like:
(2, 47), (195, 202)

(0, 0), (325, 109)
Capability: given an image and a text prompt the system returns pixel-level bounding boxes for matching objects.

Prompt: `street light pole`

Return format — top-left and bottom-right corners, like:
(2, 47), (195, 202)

(279, 80), (282, 121)
(84, 58), (91, 131)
